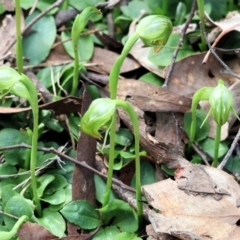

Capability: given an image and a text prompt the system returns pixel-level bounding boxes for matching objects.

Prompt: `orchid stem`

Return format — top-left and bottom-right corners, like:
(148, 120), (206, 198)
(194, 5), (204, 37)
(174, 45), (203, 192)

(15, 0), (23, 73)
(21, 76), (42, 217)
(104, 31), (142, 224)
(115, 100), (142, 224)
(213, 124), (221, 167)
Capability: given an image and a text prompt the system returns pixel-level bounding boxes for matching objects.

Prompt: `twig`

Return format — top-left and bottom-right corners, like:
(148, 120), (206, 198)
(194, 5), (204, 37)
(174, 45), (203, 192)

(218, 126), (240, 169)
(201, 26), (240, 81)
(163, 0), (197, 87)
(3, 0), (64, 55)
(0, 143), (136, 193)
(192, 142), (210, 166)
(29, 0), (39, 15)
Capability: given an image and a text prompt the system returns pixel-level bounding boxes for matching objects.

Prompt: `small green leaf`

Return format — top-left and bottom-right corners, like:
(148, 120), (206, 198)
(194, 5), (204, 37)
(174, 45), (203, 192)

(161, 164), (175, 176)
(4, 195), (33, 229)
(61, 31), (94, 61)
(44, 174), (68, 195)
(37, 66), (62, 88)
(139, 72), (163, 86)
(199, 138), (228, 159)
(41, 188), (66, 205)
(35, 208), (66, 238)
(148, 33), (194, 66)
(0, 128), (29, 166)
(99, 199), (138, 233)
(94, 174), (116, 204)
(93, 226), (119, 240)
(23, 11), (56, 65)
(225, 156), (240, 175)
(120, 0), (152, 19)
(115, 128), (133, 146)
(60, 200), (100, 229)
(0, 163), (17, 175)
(114, 232), (142, 240)
(131, 161), (156, 187)
(37, 174), (55, 197)
(184, 109), (210, 142)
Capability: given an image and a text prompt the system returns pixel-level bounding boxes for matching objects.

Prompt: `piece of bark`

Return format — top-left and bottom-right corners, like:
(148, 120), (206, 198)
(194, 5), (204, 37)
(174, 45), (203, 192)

(68, 85), (97, 235)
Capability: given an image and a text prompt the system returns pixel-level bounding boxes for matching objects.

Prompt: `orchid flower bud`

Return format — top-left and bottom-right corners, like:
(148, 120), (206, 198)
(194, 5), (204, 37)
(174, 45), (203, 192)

(209, 80), (235, 126)
(0, 66), (30, 100)
(0, 66), (21, 96)
(136, 15), (172, 53)
(80, 98), (116, 139)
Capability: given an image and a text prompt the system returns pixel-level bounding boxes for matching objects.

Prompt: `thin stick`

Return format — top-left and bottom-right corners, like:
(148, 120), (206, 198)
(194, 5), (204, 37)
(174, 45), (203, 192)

(163, 0), (197, 87)
(0, 143), (136, 193)
(201, 27), (240, 81)
(218, 127), (240, 169)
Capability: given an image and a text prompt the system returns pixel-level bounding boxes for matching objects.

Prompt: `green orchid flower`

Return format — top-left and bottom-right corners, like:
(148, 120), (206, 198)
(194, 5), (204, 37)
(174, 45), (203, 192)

(80, 98), (115, 139)
(136, 15), (173, 53)
(189, 79), (240, 167)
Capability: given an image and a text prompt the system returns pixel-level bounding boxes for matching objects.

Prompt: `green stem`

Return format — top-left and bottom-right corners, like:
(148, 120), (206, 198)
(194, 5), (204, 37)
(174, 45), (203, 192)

(71, 43), (79, 96)
(0, 215), (28, 240)
(213, 123), (221, 167)
(103, 112), (116, 207)
(71, 7), (101, 96)
(109, 32), (139, 99)
(20, 76), (42, 217)
(103, 32), (140, 205)
(15, 0), (23, 73)
(162, 0), (168, 15)
(197, 0), (206, 50)
(116, 100), (142, 224)
(61, 0), (69, 10)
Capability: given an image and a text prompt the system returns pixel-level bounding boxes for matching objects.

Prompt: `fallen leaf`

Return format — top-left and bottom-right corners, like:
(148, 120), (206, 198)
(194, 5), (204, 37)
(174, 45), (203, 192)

(45, 40), (73, 66)
(163, 52), (234, 98)
(0, 14), (24, 58)
(0, 0), (14, 11)
(142, 165), (240, 240)
(0, 96), (82, 115)
(203, 11), (240, 63)
(90, 47), (140, 74)
(17, 222), (55, 240)
(117, 80), (191, 113)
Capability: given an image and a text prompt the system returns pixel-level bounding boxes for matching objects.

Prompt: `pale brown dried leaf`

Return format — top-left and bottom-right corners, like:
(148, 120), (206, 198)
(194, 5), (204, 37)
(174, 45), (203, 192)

(203, 11), (240, 63)
(143, 165), (240, 239)
(117, 80), (191, 113)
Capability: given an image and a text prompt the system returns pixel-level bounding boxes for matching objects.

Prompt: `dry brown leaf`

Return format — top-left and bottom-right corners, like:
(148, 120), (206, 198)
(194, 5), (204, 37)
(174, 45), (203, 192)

(163, 52), (235, 98)
(17, 222), (55, 240)
(0, 15), (20, 58)
(90, 47), (140, 74)
(117, 80), (191, 113)
(45, 41), (72, 65)
(0, 96), (82, 115)
(143, 165), (240, 240)
(203, 11), (240, 63)
(0, 0), (14, 11)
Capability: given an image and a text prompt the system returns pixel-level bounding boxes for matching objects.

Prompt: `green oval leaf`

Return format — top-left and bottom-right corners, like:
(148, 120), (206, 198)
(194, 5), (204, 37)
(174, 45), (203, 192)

(60, 200), (100, 230)
(0, 128), (28, 166)
(184, 109), (210, 142)
(23, 11), (56, 65)
(35, 208), (66, 238)
(61, 31), (94, 61)
(199, 138), (228, 159)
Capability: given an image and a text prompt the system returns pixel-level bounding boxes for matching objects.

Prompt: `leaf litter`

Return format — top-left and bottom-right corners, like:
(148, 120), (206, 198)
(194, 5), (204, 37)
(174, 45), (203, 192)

(0, 2), (240, 239)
